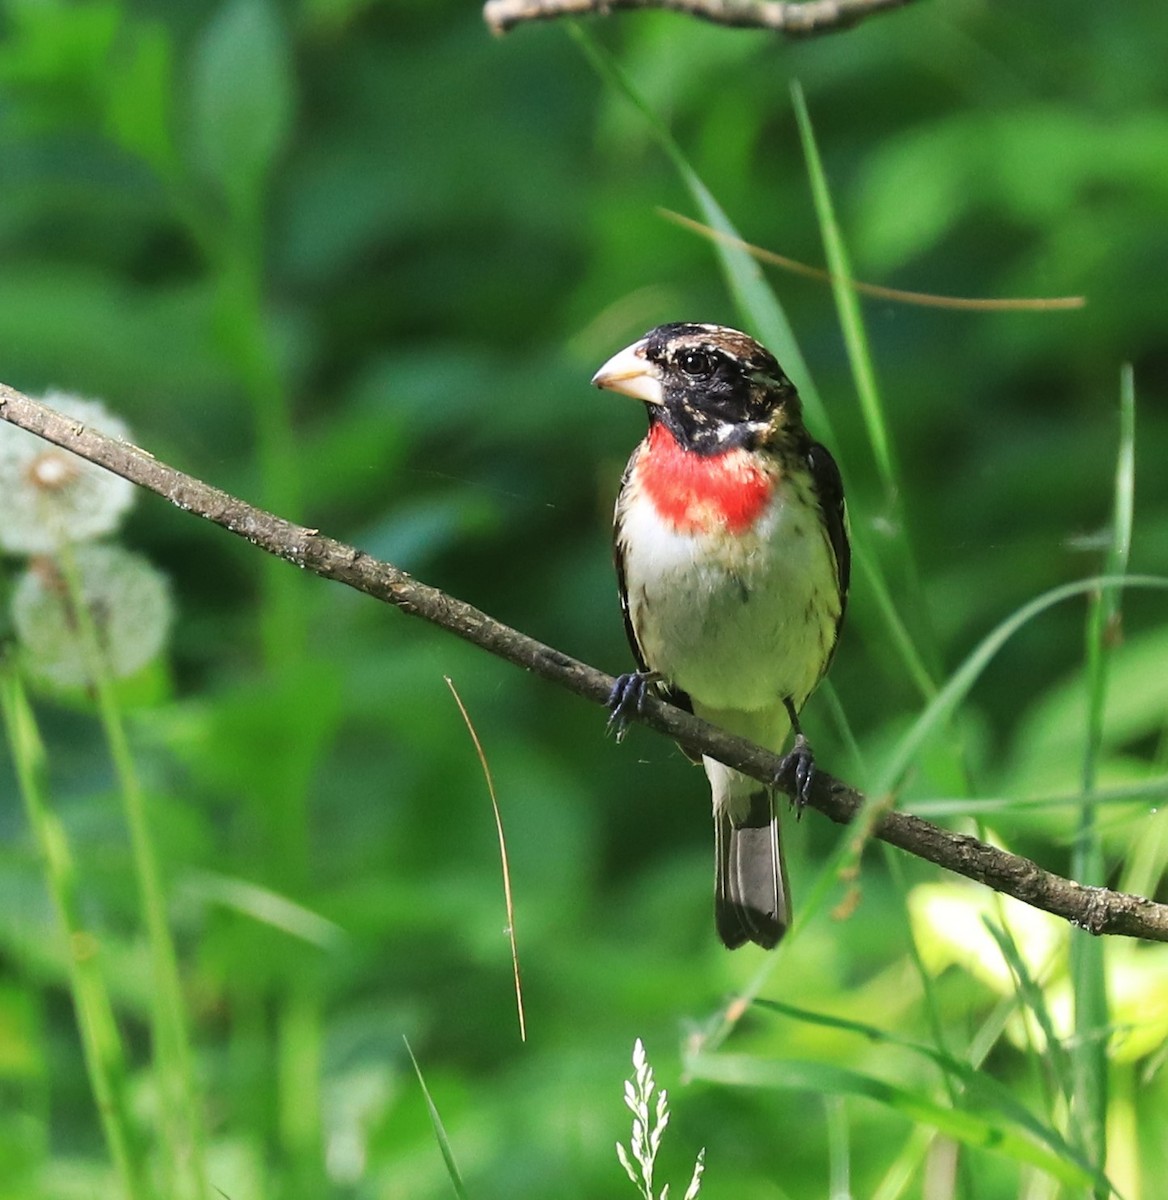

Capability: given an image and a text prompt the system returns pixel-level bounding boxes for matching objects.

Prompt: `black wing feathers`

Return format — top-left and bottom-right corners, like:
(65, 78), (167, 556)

(807, 439), (850, 646)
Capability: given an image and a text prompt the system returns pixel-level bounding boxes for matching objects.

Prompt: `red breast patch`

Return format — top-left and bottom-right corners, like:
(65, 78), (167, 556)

(638, 423), (773, 534)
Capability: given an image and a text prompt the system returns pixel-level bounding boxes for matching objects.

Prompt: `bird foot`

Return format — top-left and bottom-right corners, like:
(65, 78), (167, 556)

(775, 733), (816, 815)
(606, 671), (658, 742)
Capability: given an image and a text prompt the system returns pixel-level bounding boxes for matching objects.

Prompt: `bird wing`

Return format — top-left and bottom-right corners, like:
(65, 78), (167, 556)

(807, 439), (850, 665)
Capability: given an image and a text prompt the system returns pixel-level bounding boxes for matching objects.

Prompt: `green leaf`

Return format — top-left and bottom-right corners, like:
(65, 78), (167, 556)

(0, 0), (120, 127)
(104, 19), (178, 176)
(190, 0), (294, 213)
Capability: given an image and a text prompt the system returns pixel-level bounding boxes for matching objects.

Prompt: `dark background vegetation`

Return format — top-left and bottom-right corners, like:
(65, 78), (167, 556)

(0, 0), (1166, 1196)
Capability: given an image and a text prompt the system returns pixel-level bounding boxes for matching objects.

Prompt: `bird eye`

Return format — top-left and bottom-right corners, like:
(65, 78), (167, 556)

(678, 349), (713, 378)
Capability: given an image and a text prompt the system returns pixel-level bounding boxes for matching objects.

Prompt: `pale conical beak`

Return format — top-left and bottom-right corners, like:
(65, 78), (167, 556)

(591, 339), (664, 405)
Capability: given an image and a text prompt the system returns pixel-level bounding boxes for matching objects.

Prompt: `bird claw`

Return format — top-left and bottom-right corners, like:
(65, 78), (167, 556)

(775, 733), (816, 816)
(606, 671), (654, 742)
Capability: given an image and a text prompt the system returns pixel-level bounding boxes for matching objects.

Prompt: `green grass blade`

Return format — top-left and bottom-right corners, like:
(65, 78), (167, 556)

(0, 668), (148, 1200)
(404, 1036), (469, 1200)
(687, 1052), (1098, 1190)
(980, 919), (1074, 1117)
(796, 573), (1168, 968)
(824, 1095), (850, 1200)
(783, 572), (1168, 1016)
(880, 848), (961, 1106)
(874, 574), (1168, 799)
(1121, 805), (1168, 899)
(908, 777), (1168, 818)
(854, 536), (937, 702)
(183, 870), (345, 949)
(1070, 366), (1135, 1188)
(791, 96), (981, 1157)
(792, 82), (946, 695)
(870, 1125), (937, 1200)
(870, 987), (1059, 1200)
(791, 80), (897, 500)
(754, 996), (1102, 1186)
(1114, 367), (1136, 554)
(1116, 406), (1166, 893)
(55, 542), (209, 1200)
(1082, 365), (1135, 798)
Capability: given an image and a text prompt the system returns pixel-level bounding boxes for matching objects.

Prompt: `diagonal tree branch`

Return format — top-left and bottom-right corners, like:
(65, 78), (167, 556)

(484, 0), (917, 38)
(1, 383), (1165, 942)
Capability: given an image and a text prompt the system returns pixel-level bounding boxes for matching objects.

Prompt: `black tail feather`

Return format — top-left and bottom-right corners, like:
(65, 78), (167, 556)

(714, 789), (789, 950)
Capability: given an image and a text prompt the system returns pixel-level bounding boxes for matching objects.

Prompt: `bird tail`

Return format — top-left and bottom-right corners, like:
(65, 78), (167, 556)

(708, 761), (790, 950)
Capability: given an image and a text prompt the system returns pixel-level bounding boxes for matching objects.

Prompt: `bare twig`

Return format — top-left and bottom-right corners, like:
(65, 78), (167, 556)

(484, 0), (916, 38)
(1, 383), (1165, 942)
(660, 209), (1088, 312)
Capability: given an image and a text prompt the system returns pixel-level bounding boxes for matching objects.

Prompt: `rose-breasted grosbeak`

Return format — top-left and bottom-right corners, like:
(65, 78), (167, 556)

(593, 323), (849, 950)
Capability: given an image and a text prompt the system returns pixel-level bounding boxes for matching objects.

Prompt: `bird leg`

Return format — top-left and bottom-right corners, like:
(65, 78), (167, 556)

(605, 670), (662, 742)
(776, 696), (816, 813)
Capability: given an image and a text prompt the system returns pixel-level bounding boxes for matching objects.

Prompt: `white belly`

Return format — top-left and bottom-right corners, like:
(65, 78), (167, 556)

(618, 485), (839, 714)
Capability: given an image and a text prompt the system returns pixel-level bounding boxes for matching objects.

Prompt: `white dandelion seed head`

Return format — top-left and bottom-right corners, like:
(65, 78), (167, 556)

(12, 544), (173, 688)
(0, 391), (136, 554)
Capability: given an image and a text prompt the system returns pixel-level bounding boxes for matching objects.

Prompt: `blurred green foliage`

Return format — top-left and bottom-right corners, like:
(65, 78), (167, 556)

(0, 0), (1166, 1197)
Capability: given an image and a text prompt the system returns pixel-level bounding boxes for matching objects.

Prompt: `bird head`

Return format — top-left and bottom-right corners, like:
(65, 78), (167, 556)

(592, 323), (801, 454)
